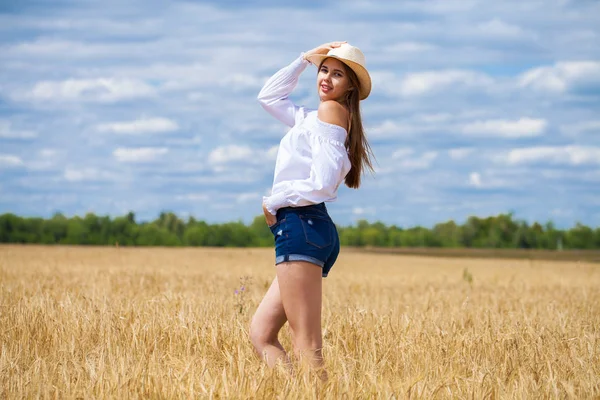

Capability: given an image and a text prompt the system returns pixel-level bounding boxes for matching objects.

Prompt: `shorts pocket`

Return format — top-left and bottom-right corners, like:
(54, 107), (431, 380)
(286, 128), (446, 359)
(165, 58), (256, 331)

(299, 215), (332, 249)
(269, 218), (285, 235)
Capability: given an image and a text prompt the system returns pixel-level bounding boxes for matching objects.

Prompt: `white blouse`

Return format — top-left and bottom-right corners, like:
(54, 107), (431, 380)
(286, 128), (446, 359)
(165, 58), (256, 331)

(258, 54), (352, 216)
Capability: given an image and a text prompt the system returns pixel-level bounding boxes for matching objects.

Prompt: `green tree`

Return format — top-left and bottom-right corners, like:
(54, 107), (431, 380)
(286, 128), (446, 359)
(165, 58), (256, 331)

(566, 223), (595, 249)
(433, 220), (460, 248)
(339, 226), (361, 246)
(64, 217), (88, 244)
(361, 227), (382, 247)
(109, 215), (136, 246)
(42, 213), (69, 244)
(542, 221), (562, 250)
(248, 216), (273, 247)
(513, 221), (532, 249)
(387, 226), (403, 247)
(460, 216), (480, 247)
(1, 211), (599, 250)
(183, 225), (209, 246)
(136, 224), (181, 246)
(0, 213), (29, 242)
(156, 211), (185, 239)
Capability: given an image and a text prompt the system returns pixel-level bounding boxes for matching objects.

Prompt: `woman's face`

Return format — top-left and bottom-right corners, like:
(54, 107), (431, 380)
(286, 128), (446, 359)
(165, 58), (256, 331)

(317, 58), (351, 103)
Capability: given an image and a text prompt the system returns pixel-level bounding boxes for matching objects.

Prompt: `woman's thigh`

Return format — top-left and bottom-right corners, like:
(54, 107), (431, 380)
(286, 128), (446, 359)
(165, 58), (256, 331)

(276, 261), (323, 344)
(251, 277), (287, 339)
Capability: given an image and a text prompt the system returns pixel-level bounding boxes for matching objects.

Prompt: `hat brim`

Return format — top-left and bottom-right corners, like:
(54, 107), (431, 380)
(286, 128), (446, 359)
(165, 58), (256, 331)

(305, 54), (372, 100)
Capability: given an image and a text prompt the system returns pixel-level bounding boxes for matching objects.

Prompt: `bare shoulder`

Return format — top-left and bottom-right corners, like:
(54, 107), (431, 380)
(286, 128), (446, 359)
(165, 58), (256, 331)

(317, 100), (349, 130)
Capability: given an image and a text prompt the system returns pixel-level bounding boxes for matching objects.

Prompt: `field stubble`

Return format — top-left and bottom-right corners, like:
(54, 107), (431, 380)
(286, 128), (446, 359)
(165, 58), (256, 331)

(1, 245), (599, 399)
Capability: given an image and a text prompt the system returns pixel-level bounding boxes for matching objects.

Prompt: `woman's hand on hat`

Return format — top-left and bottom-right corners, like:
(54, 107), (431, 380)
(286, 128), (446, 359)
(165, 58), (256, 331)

(304, 41), (347, 62)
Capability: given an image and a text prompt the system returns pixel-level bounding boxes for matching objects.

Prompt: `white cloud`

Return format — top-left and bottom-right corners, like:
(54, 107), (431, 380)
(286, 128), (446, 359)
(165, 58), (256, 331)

(113, 147), (168, 162)
(539, 169), (600, 184)
(0, 154), (24, 167)
(476, 19), (530, 39)
(193, 172), (260, 184)
(236, 192), (260, 203)
(7, 38), (113, 58)
(165, 135), (203, 146)
(518, 61), (600, 93)
(392, 148), (438, 170)
(3, 17), (163, 39)
(352, 207), (376, 216)
(404, 152), (438, 169)
(399, 70), (493, 96)
(266, 145), (279, 160)
(26, 149), (61, 171)
(21, 78), (156, 103)
(134, 62), (266, 93)
(175, 193), (210, 202)
(0, 121), (37, 139)
(369, 120), (415, 138)
(223, 74), (264, 90)
(208, 145), (254, 164)
(504, 146), (600, 165)
(469, 172), (482, 187)
(416, 113), (453, 123)
(63, 167), (118, 182)
(551, 208), (574, 218)
(387, 41), (437, 53)
(448, 148), (475, 160)
(368, 112), (492, 140)
(97, 117), (179, 134)
(392, 147), (415, 159)
(39, 149), (57, 158)
(462, 117), (547, 138)
(396, 0), (479, 14)
(207, 144), (278, 166)
(466, 170), (522, 189)
(561, 120), (600, 136)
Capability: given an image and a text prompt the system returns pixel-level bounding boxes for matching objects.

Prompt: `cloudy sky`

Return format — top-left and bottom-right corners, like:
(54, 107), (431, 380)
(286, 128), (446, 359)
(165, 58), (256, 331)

(1, 0), (599, 228)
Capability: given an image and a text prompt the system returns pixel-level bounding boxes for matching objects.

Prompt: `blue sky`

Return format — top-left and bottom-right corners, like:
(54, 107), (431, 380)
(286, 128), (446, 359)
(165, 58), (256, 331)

(1, 0), (599, 228)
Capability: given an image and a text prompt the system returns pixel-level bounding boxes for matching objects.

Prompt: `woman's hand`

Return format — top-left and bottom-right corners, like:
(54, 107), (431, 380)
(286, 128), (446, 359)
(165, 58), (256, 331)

(304, 41), (347, 62)
(262, 203), (277, 227)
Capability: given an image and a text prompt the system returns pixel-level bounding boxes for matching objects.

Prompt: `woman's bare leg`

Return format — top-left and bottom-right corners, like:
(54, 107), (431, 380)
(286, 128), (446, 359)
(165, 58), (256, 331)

(276, 261), (326, 377)
(249, 277), (289, 367)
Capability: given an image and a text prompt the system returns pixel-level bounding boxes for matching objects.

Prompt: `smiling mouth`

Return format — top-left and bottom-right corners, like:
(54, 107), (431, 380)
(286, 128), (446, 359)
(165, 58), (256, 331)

(321, 84), (332, 92)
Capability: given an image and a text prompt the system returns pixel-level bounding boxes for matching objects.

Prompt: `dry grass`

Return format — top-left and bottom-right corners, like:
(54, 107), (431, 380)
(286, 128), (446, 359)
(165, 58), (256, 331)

(1, 245), (599, 399)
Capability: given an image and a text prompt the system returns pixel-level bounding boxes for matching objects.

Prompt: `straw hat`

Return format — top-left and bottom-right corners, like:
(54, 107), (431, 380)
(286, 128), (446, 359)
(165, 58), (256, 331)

(305, 43), (372, 100)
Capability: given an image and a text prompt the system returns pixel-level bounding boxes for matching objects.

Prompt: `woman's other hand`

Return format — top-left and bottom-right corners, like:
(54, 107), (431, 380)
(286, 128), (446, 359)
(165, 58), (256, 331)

(304, 41), (347, 62)
(262, 203), (277, 227)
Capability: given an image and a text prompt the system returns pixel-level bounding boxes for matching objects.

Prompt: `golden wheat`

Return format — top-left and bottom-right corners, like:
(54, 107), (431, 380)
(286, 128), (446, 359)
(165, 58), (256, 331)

(1, 245), (599, 399)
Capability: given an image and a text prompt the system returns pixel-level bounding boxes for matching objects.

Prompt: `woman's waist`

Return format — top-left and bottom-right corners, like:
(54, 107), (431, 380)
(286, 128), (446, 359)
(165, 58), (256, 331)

(276, 202), (329, 219)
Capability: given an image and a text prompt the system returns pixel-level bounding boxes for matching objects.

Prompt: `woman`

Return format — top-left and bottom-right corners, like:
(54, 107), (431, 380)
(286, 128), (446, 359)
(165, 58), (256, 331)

(249, 41), (374, 375)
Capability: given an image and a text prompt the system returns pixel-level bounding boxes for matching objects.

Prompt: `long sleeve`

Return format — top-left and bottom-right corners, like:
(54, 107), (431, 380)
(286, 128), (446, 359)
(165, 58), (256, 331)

(263, 118), (351, 215)
(257, 54), (310, 128)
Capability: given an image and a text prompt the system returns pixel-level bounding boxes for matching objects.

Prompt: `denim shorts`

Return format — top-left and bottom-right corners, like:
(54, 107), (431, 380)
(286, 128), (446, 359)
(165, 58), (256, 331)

(269, 202), (340, 277)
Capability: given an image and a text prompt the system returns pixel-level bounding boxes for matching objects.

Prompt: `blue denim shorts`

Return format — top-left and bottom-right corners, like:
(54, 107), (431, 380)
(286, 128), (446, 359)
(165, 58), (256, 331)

(269, 202), (340, 277)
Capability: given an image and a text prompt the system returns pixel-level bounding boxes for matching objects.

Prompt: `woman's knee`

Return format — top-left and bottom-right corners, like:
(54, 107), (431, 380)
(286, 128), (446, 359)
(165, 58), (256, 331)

(249, 319), (275, 348)
(249, 320), (262, 348)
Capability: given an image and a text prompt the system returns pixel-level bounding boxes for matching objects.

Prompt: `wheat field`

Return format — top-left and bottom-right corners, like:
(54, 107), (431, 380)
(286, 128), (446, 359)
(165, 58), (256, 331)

(1, 245), (599, 399)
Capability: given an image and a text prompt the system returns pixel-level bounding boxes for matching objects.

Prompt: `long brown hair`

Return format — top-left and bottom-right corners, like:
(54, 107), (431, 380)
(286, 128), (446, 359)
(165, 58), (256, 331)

(339, 63), (375, 189)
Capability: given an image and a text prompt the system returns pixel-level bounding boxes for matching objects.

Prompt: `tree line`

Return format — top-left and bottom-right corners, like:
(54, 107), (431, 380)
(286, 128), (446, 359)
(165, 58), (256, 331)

(0, 211), (599, 249)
